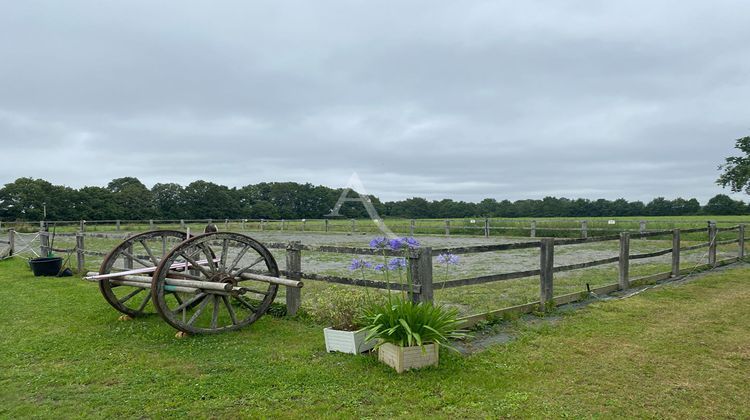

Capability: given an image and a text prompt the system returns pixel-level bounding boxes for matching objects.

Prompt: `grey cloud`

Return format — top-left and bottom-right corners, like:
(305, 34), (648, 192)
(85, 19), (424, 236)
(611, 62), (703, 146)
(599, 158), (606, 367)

(1, 0), (749, 204)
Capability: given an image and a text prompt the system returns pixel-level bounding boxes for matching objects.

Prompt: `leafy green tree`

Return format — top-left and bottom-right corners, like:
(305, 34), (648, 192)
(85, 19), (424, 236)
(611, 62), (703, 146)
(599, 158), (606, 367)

(717, 136), (750, 193)
(107, 177), (155, 219)
(76, 186), (118, 220)
(703, 194), (748, 215)
(152, 183), (185, 219)
(182, 181), (239, 219)
(0, 178), (57, 220)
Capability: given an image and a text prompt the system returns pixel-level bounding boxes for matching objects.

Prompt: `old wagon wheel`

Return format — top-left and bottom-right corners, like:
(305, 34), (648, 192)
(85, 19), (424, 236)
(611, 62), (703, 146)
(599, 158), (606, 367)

(152, 232), (280, 334)
(99, 230), (188, 317)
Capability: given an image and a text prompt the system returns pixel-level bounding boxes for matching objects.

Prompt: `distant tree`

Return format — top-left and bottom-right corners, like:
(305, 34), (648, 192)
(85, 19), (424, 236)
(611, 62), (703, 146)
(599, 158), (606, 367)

(717, 136), (750, 193)
(703, 194), (748, 215)
(645, 197), (673, 216)
(0, 178), (58, 220)
(151, 183), (185, 219)
(182, 181), (239, 219)
(107, 177), (155, 219)
(77, 186), (117, 220)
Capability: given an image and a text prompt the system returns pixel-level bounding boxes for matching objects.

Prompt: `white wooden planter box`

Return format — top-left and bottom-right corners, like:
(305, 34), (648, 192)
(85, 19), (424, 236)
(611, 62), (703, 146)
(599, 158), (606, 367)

(378, 342), (439, 373)
(323, 328), (376, 354)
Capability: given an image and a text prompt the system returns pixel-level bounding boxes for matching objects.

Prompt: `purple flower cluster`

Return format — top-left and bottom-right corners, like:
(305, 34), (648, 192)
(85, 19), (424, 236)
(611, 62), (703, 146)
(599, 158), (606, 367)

(348, 258), (372, 271)
(369, 236), (420, 251)
(387, 257), (407, 271)
(369, 237), (388, 249)
(437, 253), (460, 265)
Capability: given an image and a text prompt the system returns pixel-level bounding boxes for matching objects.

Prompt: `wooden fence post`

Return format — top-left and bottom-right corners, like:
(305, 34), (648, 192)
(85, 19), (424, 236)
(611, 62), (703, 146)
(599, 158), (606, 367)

(149, 219), (154, 230)
(619, 232), (630, 289)
(260, 219), (265, 231)
(581, 220), (588, 239)
(40, 220), (46, 231)
(8, 229), (15, 256)
(530, 220), (536, 238)
(410, 219), (415, 236)
(224, 219), (229, 231)
(40, 231), (50, 257)
(444, 220), (450, 236)
(484, 218), (489, 237)
(739, 224), (746, 259)
(116, 220), (121, 231)
(408, 247), (433, 304)
(241, 219), (246, 231)
(539, 238), (554, 311)
(76, 233), (85, 274)
(639, 220), (646, 238)
(325, 219), (329, 232)
(671, 229), (680, 277)
(281, 219), (285, 231)
(708, 222), (717, 267)
(302, 219), (306, 232)
(285, 241), (302, 316)
(351, 219), (356, 233)
(80, 220), (85, 232)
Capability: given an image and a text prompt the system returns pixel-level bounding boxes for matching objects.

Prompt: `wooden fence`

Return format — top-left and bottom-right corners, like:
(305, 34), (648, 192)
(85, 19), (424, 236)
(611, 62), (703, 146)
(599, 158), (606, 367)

(4, 217), (750, 238)
(12, 222), (744, 323)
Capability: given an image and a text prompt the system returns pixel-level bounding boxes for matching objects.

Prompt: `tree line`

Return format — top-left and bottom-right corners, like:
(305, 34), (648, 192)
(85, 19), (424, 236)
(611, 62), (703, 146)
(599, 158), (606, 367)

(0, 177), (748, 221)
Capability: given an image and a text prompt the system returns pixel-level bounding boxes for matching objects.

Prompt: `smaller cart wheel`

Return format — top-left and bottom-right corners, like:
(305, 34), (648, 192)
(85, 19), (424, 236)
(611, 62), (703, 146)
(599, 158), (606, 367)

(152, 232), (279, 334)
(99, 230), (188, 317)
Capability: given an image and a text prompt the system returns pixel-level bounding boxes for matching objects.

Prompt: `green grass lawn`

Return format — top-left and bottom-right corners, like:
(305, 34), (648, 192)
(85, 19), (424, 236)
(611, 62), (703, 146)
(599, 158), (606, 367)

(1, 257), (749, 418)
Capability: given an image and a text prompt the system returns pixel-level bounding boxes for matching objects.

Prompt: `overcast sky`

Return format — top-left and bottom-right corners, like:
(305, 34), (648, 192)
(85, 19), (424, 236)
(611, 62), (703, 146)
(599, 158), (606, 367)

(1, 1), (749, 204)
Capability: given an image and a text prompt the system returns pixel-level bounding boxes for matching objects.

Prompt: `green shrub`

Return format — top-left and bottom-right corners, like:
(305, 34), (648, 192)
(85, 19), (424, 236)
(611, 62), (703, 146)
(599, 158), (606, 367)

(363, 297), (467, 350)
(307, 287), (376, 331)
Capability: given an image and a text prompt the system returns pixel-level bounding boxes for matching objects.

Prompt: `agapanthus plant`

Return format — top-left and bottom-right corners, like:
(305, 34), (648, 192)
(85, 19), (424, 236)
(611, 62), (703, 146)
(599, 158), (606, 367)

(369, 236), (420, 301)
(436, 252), (460, 288)
(363, 296), (466, 351)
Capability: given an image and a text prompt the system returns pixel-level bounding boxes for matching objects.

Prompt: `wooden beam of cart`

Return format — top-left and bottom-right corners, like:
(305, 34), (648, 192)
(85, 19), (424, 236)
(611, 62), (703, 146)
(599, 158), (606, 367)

(83, 258), (220, 281)
(84, 270), (303, 289)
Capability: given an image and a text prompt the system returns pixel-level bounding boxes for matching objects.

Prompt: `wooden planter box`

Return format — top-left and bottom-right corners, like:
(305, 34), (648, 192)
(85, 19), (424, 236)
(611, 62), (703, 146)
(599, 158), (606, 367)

(324, 328), (376, 354)
(378, 342), (439, 373)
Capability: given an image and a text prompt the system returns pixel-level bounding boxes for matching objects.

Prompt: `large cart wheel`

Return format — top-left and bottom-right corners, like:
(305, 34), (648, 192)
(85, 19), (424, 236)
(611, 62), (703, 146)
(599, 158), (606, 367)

(99, 230), (188, 317)
(152, 232), (280, 334)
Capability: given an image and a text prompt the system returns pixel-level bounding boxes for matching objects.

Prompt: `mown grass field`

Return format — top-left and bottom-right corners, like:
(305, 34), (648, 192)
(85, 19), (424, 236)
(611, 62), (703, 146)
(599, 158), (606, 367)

(1, 257), (749, 418)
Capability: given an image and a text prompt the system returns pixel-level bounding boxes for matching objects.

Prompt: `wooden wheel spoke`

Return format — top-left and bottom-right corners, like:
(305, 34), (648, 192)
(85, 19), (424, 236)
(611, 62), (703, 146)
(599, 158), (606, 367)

(200, 243), (218, 273)
(226, 245), (250, 273)
(139, 239), (159, 266)
(118, 287), (144, 304)
(234, 295), (257, 313)
(136, 293), (152, 312)
(187, 297), (211, 326)
(161, 236), (168, 257)
(179, 252), (213, 278)
(222, 295), (238, 325)
(210, 295), (220, 329)
(173, 293), (184, 305)
(120, 249), (153, 269)
(172, 293), (207, 314)
(232, 256), (266, 276)
(219, 239), (229, 270)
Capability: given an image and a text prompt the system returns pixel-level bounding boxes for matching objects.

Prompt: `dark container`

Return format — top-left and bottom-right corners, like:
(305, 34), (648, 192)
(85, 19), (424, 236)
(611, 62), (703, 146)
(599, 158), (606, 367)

(29, 257), (63, 277)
